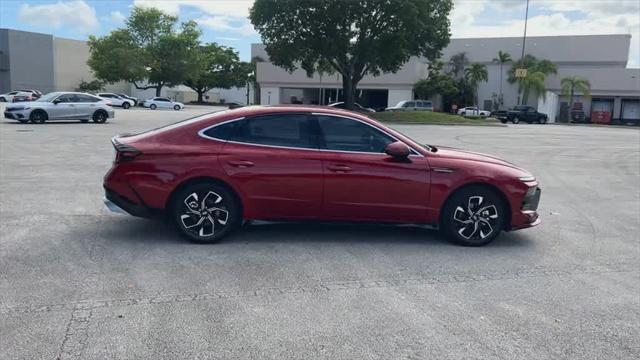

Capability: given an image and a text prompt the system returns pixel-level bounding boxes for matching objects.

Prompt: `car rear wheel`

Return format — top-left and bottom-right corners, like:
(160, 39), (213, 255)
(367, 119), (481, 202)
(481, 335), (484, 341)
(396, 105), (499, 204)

(122, 102), (130, 109)
(513, 116), (521, 124)
(92, 110), (108, 123)
(540, 117), (547, 124)
(150, 104), (157, 110)
(172, 183), (241, 243)
(173, 105), (180, 110)
(441, 185), (505, 246)
(29, 110), (47, 124)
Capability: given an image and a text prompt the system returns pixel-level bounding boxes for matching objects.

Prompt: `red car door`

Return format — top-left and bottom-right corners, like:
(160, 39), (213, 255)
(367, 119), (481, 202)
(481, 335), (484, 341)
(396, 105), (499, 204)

(215, 114), (324, 220)
(313, 114), (431, 223)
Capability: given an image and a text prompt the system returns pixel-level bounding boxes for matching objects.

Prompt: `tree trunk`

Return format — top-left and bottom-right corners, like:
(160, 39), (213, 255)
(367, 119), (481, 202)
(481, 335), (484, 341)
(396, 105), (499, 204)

(567, 87), (574, 122)
(197, 90), (205, 103)
(342, 76), (356, 109)
(499, 63), (503, 107)
(155, 84), (163, 97)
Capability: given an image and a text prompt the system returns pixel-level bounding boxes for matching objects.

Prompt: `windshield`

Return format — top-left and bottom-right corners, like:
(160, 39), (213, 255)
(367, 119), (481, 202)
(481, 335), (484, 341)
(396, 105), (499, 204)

(38, 92), (62, 102)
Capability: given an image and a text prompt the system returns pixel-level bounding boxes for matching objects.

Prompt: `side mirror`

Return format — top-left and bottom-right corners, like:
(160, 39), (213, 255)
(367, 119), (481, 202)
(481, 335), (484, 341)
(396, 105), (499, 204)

(385, 141), (411, 158)
(52, 99), (60, 105)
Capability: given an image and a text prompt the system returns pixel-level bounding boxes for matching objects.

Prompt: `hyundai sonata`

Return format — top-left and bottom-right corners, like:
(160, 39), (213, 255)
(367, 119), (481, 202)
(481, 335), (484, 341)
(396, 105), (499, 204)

(103, 106), (540, 246)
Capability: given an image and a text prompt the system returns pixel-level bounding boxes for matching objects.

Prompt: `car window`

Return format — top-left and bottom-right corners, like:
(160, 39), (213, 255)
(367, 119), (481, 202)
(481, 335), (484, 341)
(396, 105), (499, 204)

(316, 115), (394, 153)
(56, 94), (75, 103)
(202, 119), (245, 140)
(75, 94), (99, 103)
(9, 91), (18, 95)
(416, 101), (424, 108)
(156, 98), (170, 102)
(229, 114), (315, 149)
(404, 101), (415, 108)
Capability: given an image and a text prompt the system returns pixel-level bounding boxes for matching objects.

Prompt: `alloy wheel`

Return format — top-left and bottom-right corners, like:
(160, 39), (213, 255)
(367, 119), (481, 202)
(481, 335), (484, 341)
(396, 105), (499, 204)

(452, 196), (499, 241)
(179, 191), (230, 238)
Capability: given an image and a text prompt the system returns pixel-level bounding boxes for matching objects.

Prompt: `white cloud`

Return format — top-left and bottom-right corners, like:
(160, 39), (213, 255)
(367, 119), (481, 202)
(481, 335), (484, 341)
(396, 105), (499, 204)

(18, 0), (98, 32)
(451, 0), (640, 67)
(109, 11), (126, 24)
(196, 15), (256, 36)
(133, 0), (255, 36)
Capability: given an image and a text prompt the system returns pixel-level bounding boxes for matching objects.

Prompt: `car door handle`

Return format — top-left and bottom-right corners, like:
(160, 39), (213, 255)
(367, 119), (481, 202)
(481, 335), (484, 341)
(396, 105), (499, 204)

(327, 164), (352, 173)
(227, 160), (254, 168)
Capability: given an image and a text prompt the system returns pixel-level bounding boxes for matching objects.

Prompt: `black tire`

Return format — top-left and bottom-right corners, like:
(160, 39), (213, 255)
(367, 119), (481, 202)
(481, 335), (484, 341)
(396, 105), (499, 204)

(500, 119), (507, 124)
(0, 97), (6, 102)
(441, 185), (505, 246)
(92, 110), (108, 123)
(513, 116), (521, 124)
(172, 182), (241, 243)
(122, 102), (130, 109)
(29, 110), (47, 124)
(540, 117), (547, 124)
(150, 104), (157, 110)
(173, 105), (180, 110)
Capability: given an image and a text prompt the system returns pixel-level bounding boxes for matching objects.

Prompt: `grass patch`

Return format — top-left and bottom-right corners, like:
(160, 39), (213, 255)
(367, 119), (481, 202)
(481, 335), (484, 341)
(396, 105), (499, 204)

(371, 111), (501, 125)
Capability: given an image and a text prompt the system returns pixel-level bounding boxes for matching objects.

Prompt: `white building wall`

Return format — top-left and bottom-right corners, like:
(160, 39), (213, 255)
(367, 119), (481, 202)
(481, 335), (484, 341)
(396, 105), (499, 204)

(261, 87), (280, 105)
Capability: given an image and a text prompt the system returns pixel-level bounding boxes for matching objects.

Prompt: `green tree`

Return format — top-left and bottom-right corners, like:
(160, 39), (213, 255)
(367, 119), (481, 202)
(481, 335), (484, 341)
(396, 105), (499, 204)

(88, 7), (201, 97)
(184, 43), (248, 103)
(448, 52), (469, 81)
(464, 63), (488, 107)
(413, 60), (457, 100)
(75, 79), (104, 92)
(561, 76), (591, 121)
(250, 0), (453, 109)
(492, 50), (511, 107)
(508, 54), (557, 105)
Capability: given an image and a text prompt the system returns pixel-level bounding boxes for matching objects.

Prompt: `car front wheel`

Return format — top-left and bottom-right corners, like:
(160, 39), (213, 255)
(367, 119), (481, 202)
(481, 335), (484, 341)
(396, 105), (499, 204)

(173, 105), (180, 110)
(172, 183), (240, 243)
(123, 102), (130, 109)
(150, 104), (157, 110)
(29, 110), (47, 124)
(442, 186), (505, 246)
(513, 116), (521, 124)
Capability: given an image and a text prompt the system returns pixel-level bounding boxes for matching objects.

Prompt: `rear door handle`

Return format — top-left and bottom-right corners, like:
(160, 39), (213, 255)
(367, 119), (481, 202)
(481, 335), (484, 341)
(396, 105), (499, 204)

(227, 160), (254, 168)
(327, 164), (352, 173)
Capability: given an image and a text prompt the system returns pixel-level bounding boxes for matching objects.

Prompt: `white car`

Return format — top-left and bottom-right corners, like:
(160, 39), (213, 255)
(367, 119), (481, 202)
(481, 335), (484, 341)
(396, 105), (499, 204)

(3, 92), (114, 124)
(0, 91), (32, 102)
(386, 100), (433, 112)
(143, 97), (184, 110)
(97, 93), (135, 109)
(457, 107), (491, 117)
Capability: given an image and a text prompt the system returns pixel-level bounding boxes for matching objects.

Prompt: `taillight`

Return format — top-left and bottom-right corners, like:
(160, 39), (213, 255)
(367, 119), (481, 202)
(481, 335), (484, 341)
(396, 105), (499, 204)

(111, 137), (141, 163)
(106, 101), (113, 107)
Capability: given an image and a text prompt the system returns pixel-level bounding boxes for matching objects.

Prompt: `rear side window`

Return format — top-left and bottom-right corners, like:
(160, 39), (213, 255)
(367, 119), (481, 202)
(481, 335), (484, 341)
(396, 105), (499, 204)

(74, 94), (99, 103)
(203, 114), (316, 149)
(404, 101), (415, 108)
(316, 115), (394, 153)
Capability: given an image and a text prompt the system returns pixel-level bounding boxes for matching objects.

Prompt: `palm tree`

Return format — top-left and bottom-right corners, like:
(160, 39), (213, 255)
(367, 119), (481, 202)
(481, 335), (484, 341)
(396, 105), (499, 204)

(561, 76), (591, 121)
(448, 52), (469, 81)
(464, 63), (488, 108)
(492, 51), (512, 107)
(508, 55), (557, 105)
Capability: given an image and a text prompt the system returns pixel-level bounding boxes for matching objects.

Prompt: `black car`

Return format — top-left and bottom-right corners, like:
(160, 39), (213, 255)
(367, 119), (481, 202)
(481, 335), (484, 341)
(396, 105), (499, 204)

(494, 106), (548, 124)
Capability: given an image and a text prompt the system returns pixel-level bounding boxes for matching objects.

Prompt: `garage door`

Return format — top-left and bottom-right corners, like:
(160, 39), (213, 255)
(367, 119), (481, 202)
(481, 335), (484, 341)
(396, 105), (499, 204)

(621, 99), (640, 123)
(591, 99), (614, 124)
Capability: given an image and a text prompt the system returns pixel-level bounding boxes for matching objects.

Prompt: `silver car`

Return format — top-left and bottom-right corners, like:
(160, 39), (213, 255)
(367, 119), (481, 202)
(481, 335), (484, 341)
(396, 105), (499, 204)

(386, 100), (433, 112)
(142, 97), (184, 110)
(3, 92), (115, 124)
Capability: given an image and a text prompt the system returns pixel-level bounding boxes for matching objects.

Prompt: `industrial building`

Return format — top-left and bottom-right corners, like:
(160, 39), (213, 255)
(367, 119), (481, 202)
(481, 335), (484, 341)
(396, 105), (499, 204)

(253, 34), (640, 123)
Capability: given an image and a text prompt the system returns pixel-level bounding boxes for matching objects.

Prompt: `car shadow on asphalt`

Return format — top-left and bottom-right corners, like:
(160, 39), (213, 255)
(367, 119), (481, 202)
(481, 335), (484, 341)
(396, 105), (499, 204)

(99, 217), (535, 249)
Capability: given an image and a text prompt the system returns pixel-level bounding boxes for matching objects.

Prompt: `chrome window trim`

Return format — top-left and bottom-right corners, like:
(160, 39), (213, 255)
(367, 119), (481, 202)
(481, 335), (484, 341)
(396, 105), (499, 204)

(311, 112), (424, 157)
(197, 116), (320, 152)
(197, 112), (425, 157)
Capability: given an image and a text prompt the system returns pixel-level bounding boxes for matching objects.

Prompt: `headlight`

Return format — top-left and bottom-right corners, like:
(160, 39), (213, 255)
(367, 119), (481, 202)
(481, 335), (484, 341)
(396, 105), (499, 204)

(518, 176), (536, 182)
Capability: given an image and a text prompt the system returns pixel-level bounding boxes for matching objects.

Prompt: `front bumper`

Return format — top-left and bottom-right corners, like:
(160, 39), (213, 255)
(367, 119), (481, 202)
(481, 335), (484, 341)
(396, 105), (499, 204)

(4, 110), (29, 120)
(510, 187), (541, 230)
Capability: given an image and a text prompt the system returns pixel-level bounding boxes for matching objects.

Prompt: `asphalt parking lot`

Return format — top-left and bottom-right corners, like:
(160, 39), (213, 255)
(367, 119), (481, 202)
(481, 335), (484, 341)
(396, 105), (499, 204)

(1, 103), (639, 359)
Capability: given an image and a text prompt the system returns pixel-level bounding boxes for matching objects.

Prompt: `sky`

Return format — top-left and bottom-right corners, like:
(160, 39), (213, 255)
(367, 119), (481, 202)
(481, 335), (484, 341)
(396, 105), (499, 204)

(0, 0), (638, 67)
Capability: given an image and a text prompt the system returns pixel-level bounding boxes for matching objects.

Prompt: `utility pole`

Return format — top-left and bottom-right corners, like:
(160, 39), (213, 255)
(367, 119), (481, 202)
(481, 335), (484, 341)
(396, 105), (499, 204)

(516, 0), (530, 105)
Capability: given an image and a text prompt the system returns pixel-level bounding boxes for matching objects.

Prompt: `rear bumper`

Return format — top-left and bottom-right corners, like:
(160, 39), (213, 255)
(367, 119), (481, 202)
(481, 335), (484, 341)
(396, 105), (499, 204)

(104, 187), (154, 218)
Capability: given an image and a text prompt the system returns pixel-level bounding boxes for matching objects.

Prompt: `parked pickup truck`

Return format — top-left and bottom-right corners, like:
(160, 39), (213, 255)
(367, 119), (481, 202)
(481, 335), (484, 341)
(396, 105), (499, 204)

(492, 106), (548, 124)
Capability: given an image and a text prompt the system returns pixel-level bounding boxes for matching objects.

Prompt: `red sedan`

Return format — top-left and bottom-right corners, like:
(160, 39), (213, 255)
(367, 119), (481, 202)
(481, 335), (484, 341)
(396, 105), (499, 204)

(104, 106), (540, 246)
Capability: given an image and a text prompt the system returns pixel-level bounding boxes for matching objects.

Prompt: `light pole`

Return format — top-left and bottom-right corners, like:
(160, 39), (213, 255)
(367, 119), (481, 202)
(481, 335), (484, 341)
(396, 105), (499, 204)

(516, 0), (530, 105)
